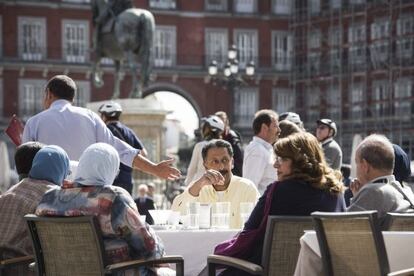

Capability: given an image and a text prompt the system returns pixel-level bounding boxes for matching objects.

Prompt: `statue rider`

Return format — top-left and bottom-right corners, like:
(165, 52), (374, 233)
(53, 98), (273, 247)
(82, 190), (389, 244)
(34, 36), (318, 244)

(92, 0), (133, 52)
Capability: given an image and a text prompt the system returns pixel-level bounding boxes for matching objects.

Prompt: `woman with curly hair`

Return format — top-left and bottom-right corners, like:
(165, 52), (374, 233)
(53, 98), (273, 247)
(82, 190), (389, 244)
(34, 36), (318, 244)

(215, 132), (345, 274)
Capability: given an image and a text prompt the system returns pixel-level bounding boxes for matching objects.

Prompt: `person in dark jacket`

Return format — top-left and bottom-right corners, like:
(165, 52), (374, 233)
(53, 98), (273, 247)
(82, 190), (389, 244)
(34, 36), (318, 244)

(99, 101), (148, 195)
(215, 111), (244, 177)
(217, 132), (345, 275)
(134, 184), (156, 224)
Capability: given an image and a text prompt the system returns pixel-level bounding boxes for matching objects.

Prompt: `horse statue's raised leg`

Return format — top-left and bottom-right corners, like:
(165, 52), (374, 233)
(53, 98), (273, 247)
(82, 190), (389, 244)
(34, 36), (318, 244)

(128, 51), (142, 98)
(112, 60), (122, 99)
(92, 58), (104, 88)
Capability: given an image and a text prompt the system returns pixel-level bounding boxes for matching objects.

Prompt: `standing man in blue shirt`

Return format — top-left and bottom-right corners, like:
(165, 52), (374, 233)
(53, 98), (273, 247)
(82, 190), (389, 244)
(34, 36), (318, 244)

(99, 101), (148, 194)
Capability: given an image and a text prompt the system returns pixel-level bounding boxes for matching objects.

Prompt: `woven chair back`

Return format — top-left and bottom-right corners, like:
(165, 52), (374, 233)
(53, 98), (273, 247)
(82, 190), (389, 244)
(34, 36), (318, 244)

(312, 211), (389, 276)
(25, 215), (106, 276)
(263, 216), (313, 276)
(385, 213), (414, 231)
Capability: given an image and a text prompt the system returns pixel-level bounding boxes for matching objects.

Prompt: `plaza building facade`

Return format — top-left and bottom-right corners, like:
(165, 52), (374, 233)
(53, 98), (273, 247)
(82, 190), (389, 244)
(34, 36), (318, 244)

(1, 0), (414, 162)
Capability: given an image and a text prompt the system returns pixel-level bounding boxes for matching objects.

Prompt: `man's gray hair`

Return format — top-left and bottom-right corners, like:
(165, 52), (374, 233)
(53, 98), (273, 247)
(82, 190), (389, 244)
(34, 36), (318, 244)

(357, 134), (394, 172)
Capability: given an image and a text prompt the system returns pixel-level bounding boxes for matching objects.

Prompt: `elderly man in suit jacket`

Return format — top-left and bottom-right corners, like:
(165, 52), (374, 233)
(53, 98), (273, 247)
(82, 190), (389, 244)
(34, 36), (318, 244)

(134, 184), (156, 224)
(348, 134), (414, 227)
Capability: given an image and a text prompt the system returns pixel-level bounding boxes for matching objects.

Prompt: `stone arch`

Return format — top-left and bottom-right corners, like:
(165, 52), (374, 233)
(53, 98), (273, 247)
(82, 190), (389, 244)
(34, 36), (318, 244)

(143, 83), (202, 119)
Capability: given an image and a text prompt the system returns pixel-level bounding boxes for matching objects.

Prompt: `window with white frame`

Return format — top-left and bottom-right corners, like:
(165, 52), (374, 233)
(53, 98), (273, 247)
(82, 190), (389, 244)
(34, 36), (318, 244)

(0, 79), (3, 118)
(272, 88), (294, 114)
(234, 29), (258, 68)
(74, 81), (91, 107)
(149, 0), (176, 9)
(308, 30), (321, 49)
(372, 80), (389, 117)
(350, 83), (364, 120)
(205, 0), (227, 11)
(234, 0), (256, 13)
(329, 27), (341, 69)
(272, 0), (291, 15)
(397, 16), (414, 59)
(348, 24), (366, 65)
(327, 85), (341, 121)
(0, 16), (2, 57)
(18, 17), (46, 61)
(330, 0), (341, 9)
(394, 78), (412, 117)
(329, 27), (341, 46)
(309, 0), (320, 15)
(154, 26), (176, 67)
(308, 52), (321, 73)
(62, 20), (89, 63)
(370, 19), (389, 66)
(272, 31), (292, 71)
(306, 87), (320, 123)
(233, 87), (258, 127)
(19, 79), (46, 118)
(205, 28), (228, 66)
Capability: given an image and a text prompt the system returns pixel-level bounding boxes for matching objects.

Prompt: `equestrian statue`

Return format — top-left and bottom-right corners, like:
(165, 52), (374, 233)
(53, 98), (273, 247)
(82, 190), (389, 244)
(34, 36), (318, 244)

(91, 0), (155, 98)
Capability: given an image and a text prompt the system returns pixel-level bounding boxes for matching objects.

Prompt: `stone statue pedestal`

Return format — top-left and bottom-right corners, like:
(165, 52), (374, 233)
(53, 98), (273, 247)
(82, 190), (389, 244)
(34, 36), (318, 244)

(87, 96), (170, 195)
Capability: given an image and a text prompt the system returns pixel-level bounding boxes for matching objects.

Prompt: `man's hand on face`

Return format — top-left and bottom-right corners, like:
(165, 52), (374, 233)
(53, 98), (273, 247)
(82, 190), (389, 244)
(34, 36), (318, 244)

(350, 178), (362, 196)
(189, 169), (225, 197)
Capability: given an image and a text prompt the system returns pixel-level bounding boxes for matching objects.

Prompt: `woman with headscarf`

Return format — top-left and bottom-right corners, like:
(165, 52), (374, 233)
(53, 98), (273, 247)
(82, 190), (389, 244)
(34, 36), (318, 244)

(214, 132), (346, 275)
(0, 145), (69, 259)
(36, 143), (164, 270)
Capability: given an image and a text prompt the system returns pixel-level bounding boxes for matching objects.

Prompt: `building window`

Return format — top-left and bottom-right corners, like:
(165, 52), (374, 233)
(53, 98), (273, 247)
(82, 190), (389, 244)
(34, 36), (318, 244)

(154, 26), (176, 68)
(309, 0), (320, 15)
(327, 85), (341, 121)
(233, 0), (256, 13)
(62, 0), (90, 3)
(0, 16), (2, 57)
(308, 30), (321, 74)
(272, 0), (291, 15)
(350, 83), (364, 121)
(271, 31), (292, 71)
(18, 17), (46, 61)
(272, 88), (294, 114)
(308, 30), (321, 49)
(74, 81), (91, 107)
(19, 79), (46, 118)
(233, 87), (258, 127)
(234, 29), (258, 68)
(205, 28), (228, 66)
(329, 27), (341, 70)
(370, 19), (390, 68)
(306, 87), (320, 123)
(397, 16), (414, 61)
(329, 27), (341, 46)
(348, 24), (366, 66)
(330, 0), (341, 9)
(372, 80), (389, 117)
(205, 0), (227, 11)
(394, 78), (412, 117)
(62, 20), (89, 63)
(149, 0), (176, 9)
(0, 79), (3, 118)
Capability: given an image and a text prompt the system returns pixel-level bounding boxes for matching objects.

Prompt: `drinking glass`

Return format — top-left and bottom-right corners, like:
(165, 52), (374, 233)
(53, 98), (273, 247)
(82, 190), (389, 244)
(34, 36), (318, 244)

(187, 202), (200, 229)
(240, 202), (254, 225)
(211, 202), (230, 229)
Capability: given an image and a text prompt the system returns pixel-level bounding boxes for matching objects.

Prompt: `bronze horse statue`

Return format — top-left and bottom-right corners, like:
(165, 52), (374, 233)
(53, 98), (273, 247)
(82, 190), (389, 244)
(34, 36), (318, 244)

(91, 0), (155, 98)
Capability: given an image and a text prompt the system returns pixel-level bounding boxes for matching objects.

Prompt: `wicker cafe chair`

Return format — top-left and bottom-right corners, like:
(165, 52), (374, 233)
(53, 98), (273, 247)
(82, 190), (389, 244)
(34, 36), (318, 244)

(384, 213), (414, 231)
(0, 255), (34, 276)
(207, 216), (313, 276)
(312, 211), (389, 276)
(24, 214), (184, 276)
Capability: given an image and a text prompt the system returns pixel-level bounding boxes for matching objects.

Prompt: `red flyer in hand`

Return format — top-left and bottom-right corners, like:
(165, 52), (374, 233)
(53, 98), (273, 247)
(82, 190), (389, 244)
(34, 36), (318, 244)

(5, 114), (25, 146)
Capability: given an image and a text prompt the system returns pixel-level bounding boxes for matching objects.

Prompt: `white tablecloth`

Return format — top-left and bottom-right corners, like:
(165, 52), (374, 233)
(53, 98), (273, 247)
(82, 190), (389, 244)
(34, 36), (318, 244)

(156, 229), (239, 276)
(294, 231), (414, 276)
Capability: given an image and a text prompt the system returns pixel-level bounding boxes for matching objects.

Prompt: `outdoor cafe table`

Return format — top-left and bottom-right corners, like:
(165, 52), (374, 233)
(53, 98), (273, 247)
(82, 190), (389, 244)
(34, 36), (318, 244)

(294, 231), (414, 276)
(155, 228), (239, 276)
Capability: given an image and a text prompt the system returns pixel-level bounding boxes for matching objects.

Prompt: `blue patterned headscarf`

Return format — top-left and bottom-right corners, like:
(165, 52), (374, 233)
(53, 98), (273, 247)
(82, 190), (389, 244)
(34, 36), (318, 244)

(29, 145), (70, 186)
(74, 143), (120, 187)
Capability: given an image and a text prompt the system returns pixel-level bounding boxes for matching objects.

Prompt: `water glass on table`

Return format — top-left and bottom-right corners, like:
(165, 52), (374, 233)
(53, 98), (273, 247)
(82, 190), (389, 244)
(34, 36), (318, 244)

(187, 202), (200, 229)
(240, 202), (254, 225)
(211, 202), (230, 229)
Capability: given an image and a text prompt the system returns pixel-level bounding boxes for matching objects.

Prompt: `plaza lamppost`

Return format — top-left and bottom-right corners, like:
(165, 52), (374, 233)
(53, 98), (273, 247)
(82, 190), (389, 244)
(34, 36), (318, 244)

(207, 45), (255, 128)
(208, 45), (255, 90)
